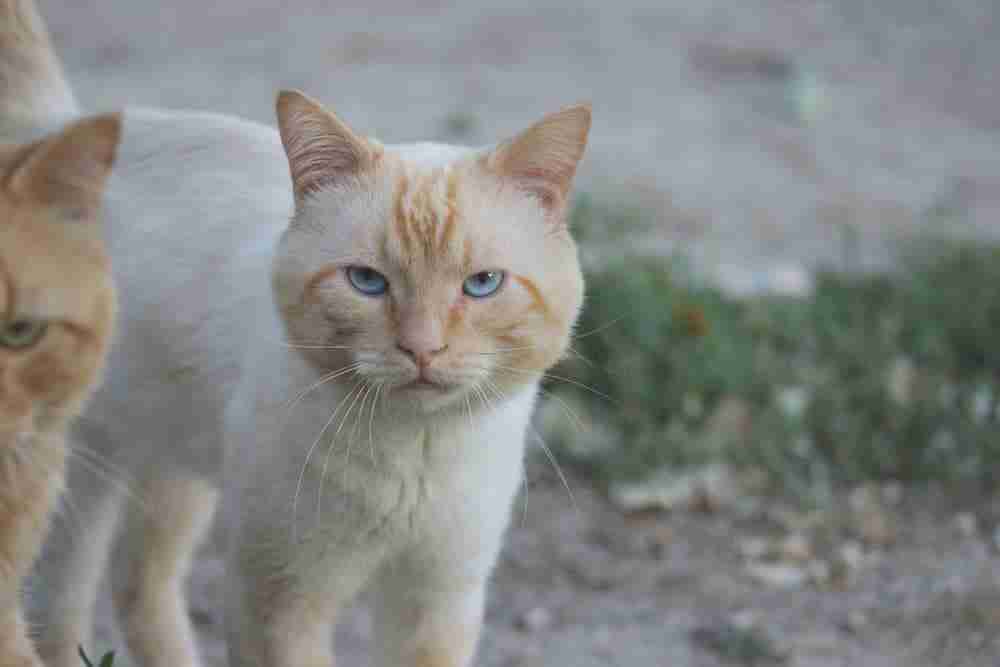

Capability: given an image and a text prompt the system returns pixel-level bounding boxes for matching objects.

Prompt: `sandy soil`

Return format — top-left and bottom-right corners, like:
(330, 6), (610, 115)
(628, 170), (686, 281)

(31, 0), (1000, 664)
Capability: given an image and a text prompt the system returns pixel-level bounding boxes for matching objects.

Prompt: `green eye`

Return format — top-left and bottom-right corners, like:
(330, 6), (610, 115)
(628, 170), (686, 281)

(463, 270), (505, 298)
(0, 320), (48, 349)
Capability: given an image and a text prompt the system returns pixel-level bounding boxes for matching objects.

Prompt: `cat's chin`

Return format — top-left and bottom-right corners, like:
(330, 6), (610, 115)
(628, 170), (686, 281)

(387, 380), (471, 414)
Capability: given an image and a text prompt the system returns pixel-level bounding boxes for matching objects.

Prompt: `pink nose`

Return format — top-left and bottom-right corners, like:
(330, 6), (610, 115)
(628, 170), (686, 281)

(396, 343), (448, 369)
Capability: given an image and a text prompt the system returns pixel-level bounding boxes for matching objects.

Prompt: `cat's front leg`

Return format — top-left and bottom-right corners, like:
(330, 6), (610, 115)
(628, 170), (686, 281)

(225, 579), (337, 667)
(372, 569), (486, 667)
(224, 516), (382, 667)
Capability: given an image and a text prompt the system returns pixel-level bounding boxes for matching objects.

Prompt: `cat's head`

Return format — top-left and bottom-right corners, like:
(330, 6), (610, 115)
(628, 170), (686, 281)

(273, 91), (589, 414)
(0, 114), (121, 443)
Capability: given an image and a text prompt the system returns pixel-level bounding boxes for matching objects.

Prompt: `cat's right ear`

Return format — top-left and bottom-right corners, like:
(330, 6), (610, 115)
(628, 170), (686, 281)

(8, 113), (121, 220)
(479, 103), (591, 222)
(275, 90), (377, 200)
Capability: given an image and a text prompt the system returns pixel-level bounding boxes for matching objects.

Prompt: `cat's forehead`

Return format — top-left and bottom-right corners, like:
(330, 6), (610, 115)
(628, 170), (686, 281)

(0, 221), (108, 320)
(385, 161), (468, 272)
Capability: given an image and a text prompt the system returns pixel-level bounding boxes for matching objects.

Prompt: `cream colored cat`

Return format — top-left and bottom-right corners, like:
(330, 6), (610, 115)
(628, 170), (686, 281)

(21, 2), (589, 665)
(0, 4), (120, 665)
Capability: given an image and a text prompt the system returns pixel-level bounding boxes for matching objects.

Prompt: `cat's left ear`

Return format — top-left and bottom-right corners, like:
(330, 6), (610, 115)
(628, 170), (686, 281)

(480, 103), (591, 221)
(276, 89), (378, 201)
(8, 113), (122, 220)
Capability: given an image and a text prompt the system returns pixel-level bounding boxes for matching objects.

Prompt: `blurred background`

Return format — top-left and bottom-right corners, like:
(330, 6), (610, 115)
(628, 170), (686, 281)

(42, 1), (1000, 665)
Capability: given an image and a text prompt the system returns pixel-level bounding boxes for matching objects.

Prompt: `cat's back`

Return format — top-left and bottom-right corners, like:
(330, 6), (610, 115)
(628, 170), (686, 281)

(84, 107), (293, 463)
(109, 106), (291, 271)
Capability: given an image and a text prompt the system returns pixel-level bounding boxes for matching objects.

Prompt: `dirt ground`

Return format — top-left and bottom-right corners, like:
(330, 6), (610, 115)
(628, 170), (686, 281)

(35, 0), (1000, 665)
(88, 459), (1000, 667)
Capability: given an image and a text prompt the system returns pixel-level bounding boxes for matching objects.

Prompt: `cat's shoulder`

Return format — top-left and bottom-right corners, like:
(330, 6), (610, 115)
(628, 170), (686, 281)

(118, 106), (284, 164)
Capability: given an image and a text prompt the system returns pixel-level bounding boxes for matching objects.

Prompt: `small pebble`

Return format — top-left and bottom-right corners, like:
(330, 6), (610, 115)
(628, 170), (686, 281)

(738, 537), (771, 561)
(515, 607), (553, 633)
(838, 541), (866, 572)
(746, 563), (809, 589)
(881, 481), (904, 506)
(954, 512), (978, 539)
(780, 533), (813, 563)
(843, 610), (869, 634)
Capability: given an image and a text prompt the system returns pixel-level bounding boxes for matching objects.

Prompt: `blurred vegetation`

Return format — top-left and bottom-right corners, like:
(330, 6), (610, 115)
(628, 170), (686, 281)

(78, 648), (115, 667)
(545, 197), (1000, 499)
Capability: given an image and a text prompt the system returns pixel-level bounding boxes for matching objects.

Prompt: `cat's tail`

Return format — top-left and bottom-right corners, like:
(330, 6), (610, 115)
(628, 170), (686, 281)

(0, 0), (78, 131)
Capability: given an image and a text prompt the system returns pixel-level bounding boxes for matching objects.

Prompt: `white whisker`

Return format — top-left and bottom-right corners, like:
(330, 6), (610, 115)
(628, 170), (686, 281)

(367, 382), (382, 465)
(531, 426), (578, 514)
(315, 379), (369, 524)
(290, 379), (362, 543)
(492, 364), (616, 404)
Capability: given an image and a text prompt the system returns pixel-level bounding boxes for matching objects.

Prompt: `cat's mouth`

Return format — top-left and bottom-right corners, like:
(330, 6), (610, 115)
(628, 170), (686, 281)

(397, 378), (453, 392)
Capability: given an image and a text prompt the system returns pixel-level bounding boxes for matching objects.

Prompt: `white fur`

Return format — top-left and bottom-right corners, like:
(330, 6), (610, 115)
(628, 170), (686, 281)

(35, 107), (540, 667)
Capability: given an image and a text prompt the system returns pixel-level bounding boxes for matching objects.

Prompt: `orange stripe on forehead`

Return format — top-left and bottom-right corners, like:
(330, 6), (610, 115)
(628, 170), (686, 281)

(440, 168), (461, 253)
(393, 170), (414, 255)
(412, 172), (438, 253)
(392, 166), (461, 261)
(515, 274), (553, 320)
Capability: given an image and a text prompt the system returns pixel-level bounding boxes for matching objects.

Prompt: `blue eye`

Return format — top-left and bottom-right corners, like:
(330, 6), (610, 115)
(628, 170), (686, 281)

(347, 266), (388, 296)
(463, 270), (505, 298)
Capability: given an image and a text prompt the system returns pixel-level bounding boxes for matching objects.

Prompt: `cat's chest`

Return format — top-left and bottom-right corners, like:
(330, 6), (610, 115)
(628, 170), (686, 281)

(331, 417), (523, 544)
(353, 426), (486, 520)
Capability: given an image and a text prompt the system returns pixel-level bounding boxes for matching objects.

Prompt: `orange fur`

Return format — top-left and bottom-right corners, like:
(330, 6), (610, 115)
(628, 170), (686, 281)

(0, 114), (119, 666)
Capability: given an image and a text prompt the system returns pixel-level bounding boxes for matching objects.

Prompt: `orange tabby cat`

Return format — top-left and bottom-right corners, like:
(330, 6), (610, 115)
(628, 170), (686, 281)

(0, 3), (121, 664)
(0, 113), (121, 666)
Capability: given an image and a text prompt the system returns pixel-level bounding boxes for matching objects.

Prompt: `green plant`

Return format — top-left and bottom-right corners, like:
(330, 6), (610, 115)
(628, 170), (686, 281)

(78, 647), (115, 667)
(548, 200), (1000, 496)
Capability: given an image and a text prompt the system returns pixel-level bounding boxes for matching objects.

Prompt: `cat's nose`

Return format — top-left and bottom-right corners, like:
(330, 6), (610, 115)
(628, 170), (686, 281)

(396, 342), (448, 369)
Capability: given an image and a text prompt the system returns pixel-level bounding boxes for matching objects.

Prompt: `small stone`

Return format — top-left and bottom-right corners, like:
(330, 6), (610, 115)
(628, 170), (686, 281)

(776, 386), (809, 420)
(838, 541), (866, 572)
(887, 357), (916, 406)
(746, 563), (809, 589)
(609, 464), (743, 514)
(954, 512), (978, 539)
(843, 610), (869, 634)
(780, 533), (813, 563)
(515, 607), (553, 633)
(859, 507), (896, 546)
(738, 537), (772, 561)
(881, 481), (904, 506)
(848, 484), (880, 514)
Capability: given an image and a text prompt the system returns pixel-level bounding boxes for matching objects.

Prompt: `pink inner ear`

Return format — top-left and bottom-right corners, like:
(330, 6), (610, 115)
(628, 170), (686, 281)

(276, 91), (375, 199)
(482, 104), (591, 219)
(514, 168), (564, 214)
